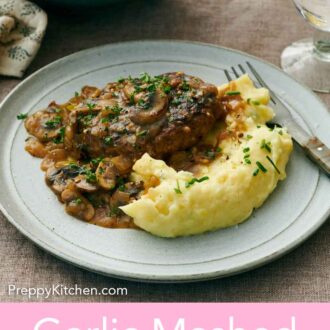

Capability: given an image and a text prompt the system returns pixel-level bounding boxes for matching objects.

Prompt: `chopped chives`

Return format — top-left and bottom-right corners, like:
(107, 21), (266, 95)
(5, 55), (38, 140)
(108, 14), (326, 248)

(174, 180), (182, 194)
(226, 91), (241, 96)
(256, 161), (267, 173)
(260, 139), (272, 153)
(266, 156), (281, 174)
(185, 176), (209, 188)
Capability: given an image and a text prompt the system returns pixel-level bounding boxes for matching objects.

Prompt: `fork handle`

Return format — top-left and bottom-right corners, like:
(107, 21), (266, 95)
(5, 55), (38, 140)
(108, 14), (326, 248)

(303, 137), (330, 177)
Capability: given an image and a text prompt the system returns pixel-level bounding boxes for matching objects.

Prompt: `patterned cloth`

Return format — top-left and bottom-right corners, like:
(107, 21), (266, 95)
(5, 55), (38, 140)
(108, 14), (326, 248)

(0, 0), (47, 77)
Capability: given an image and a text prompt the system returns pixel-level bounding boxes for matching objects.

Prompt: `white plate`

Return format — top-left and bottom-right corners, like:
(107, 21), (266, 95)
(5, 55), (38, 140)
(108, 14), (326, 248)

(0, 41), (329, 282)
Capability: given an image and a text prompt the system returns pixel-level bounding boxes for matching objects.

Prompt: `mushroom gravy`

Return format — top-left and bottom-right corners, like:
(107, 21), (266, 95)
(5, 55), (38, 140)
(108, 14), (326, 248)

(22, 72), (228, 228)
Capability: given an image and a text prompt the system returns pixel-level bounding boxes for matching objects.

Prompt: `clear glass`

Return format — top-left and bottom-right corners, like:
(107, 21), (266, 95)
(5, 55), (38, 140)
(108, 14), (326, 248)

(281, 0), (330, 93)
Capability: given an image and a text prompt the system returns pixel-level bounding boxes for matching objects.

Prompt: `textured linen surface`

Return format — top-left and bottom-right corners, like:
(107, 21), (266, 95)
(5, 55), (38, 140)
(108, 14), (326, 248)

(0, 0), (329, 302)
(0, 0), (47, 77)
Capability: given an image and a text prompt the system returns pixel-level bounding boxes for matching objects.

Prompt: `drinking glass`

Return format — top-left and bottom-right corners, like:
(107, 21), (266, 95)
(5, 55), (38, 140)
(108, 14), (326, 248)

(281, 0), (330, 93)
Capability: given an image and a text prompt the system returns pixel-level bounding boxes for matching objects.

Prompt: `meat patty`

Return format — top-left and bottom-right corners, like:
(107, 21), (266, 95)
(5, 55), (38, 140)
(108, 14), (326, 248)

(26, 72), (223, 161)
(23, 72), (224, 228)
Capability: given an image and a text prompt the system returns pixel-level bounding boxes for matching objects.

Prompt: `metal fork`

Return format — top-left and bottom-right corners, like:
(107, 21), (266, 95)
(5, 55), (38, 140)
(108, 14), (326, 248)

(224, 62), (330, 176)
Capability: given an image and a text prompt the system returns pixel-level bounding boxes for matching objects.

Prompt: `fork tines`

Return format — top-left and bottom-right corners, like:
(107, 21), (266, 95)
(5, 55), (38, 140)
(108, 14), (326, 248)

(224, 62), (276, 104)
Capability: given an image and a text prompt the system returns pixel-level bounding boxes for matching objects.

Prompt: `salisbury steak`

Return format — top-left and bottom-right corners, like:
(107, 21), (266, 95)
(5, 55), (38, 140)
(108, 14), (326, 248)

(23, 72), (225, 228)
(25, 72), (222, 160)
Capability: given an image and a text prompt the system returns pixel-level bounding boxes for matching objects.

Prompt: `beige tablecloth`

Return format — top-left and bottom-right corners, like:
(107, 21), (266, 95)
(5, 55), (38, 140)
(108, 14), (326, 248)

(0, 0), (329, 302)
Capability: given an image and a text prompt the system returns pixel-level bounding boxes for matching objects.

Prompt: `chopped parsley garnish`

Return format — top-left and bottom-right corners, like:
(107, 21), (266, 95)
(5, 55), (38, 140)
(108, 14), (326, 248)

(83, 169), (97, 183)
(117, 177), (126, 191)
(53, 126), (65, 144)
(137, 98), (150, 109)
(86, 103), (96, 111)
(256, 161), (267, 173)
(146, 84), (156, 93)
(109, 205), (121, 216)
(266, 156), (281, 174)
(140, 72), (152, 83)
(181, 80), (190, 91)
(104, 136), (113, 145)
(185, 176), (209, 188)
(90, 157), (104, 167)
(105, 104), (123, 116)
(80, 113), (97, 125)
(111, 104), (122, 115)
(102, 105), (122, 122)
(136, 130), (147, 137)
(174, 180), (182, 194)
(133, 85), (143, 94)
(17, 113), (28, 120)
(225, 91), (241, 96)
(74, 91), (79, 97)
(137, 98), (145, 106)
(73, 198), (82, 205)
(260, 139), (272, 153)
(45, 116), (62, 129)
(163, 85), (171, 94)
(117, 77), (125, 83)
(129, 93), (135, 105)
(67, 162), (81, 171)
(160, 75), (170, 83)
(171, 98), (181, 106)
(98, 167), (105, 174)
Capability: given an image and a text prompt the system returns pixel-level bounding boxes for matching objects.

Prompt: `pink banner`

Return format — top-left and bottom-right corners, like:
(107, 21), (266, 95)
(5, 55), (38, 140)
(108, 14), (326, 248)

(0, 303), (328, 330)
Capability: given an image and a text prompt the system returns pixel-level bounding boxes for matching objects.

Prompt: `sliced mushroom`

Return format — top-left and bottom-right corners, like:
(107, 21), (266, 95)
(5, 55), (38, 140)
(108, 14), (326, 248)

(110, 155), (133, 175)
(40, 149), (68, 171)
(89, 214), (136, 228)
(63, 125), (76, 151)
(96, 158), (117, 190)
(200, 83), (218, 97)
(45, 164), (81, 194)
(81, 86), (101, 98)
(130, 89), (168, 125)
(61, 188), (95, 221)
(24, 110), (63, 142)
(124, 181), (144, 197)
(25, 137), (47, 158)
(45, 166), (71, 194)
(123, 82), (135, 100)
(111, 190), (130, 205)
(74, 174), (99, 193)
(95, 98), (118, 108)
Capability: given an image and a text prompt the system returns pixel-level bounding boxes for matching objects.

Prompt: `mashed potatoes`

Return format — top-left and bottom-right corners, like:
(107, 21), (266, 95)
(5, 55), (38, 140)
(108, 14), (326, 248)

(121, 75), (293, 237)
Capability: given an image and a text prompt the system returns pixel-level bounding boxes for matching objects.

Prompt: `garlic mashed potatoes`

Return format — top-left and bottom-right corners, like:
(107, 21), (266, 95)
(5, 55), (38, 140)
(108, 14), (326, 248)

(121, 74), (293, 237)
